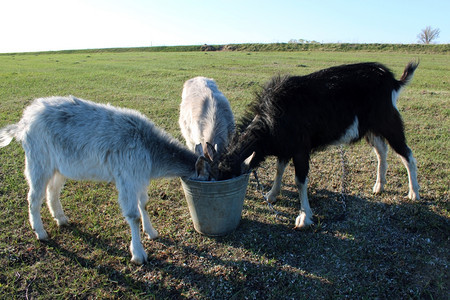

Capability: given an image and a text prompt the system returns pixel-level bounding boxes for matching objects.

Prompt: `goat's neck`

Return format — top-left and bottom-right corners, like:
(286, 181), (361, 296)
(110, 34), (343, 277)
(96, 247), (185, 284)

(152, 143), (197, 179)
(222, 127), (263, 175)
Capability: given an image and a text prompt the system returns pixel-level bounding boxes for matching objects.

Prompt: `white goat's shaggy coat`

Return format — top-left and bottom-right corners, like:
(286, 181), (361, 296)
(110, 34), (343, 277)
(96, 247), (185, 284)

(179, 76), (235, 155)
(0, 96), (211, 265)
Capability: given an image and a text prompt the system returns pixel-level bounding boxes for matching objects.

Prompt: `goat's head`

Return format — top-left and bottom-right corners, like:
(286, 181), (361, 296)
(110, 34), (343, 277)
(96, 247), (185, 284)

(216, 148), (255, 181)
(193, 143), (219, 181)
(195, 142), (256, 181)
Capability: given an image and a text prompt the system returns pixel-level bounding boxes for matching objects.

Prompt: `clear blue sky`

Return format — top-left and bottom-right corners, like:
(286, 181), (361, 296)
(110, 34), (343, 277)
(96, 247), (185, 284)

(1, 0), (449, 53)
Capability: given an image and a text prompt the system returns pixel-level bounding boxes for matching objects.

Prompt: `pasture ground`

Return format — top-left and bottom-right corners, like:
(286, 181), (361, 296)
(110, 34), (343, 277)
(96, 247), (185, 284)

(0, 49), (448, 298)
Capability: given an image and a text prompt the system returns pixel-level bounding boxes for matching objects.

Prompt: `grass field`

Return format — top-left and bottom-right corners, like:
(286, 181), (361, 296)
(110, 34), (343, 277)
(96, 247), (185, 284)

(0, 49), (448, 299)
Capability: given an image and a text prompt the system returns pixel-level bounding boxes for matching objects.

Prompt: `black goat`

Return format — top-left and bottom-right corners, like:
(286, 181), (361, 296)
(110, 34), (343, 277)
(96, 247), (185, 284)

(218, 62), (420, 228)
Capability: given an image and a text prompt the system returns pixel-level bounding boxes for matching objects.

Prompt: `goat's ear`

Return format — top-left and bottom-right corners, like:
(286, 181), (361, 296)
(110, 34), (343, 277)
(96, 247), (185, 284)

(195, 156), (211, 180)
(241, 152), (256, 174)
(194, 143), (204, 156)
(205, 142), (217, 161)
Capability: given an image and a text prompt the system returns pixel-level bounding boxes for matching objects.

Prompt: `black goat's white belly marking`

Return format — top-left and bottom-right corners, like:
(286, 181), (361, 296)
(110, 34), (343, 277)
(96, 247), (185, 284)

(332, 116), (359, 145)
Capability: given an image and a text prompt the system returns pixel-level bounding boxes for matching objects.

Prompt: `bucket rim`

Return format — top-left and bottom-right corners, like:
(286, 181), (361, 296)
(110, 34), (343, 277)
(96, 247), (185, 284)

(181, 172), (250, 185)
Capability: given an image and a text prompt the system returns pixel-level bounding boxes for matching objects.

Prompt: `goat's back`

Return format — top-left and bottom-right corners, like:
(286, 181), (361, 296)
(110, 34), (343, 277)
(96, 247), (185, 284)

(260, 63), (398, 108)
(232, 62), (414, 162)
(13, 96), (194, 181)
(179, 77), (235, 153)
(252, 63), (400, 133)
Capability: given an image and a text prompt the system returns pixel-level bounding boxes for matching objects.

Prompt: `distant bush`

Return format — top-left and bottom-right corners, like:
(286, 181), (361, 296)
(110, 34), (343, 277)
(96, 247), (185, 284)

(200, 44), (217, 51)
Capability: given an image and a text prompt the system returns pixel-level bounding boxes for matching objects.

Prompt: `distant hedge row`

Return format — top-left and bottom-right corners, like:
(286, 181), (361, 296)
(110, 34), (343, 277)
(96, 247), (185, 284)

(79, 43), (450, 54)
(225, 43), (449, 54)
(5, 43), (449, 55)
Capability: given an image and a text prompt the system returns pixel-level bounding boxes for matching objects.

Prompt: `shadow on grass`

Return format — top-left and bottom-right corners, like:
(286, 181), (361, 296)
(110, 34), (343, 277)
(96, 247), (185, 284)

(144, 189), (447, 298)
(207, 188), (448, 298)
(21, 187), (448, 298)
(144, 226), (336, 298)
(42, 228), (156, 297)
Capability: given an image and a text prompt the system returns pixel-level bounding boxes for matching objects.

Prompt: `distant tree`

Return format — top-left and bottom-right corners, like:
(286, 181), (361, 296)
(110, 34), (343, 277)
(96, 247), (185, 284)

(288, 39), (321, 45)
(417, 26), (440, 44)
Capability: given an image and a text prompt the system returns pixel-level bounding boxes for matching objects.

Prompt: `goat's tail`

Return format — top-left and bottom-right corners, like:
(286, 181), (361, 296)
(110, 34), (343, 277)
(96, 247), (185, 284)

(399, 61), (419, 87)
(0, 124), (19, 148)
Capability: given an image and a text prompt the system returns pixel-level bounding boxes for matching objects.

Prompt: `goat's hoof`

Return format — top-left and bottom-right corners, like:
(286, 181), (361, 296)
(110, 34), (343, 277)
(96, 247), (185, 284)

(294, 213), (314, 230)
(131, 252), (148, 265)
(294, 224), (313, 231)
(130, 243), (148, 265)
(56, 217), (69, 227)
(408, 191), (420, 201)
(146, 230), (159, 240)
(372, 183), (385, 194)
(35, 230), (49, 241)
(265, 193), (278, 204)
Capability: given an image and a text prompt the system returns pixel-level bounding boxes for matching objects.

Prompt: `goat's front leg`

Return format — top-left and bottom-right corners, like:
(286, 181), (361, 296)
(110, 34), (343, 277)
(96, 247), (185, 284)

(126, 215), (148, 265)
(293, 153), (314, 229)
(294, 177), (314, 228)
(266, 159), (289, 203)
(138, 190), (159, 240)
(118, 187), (147, 265)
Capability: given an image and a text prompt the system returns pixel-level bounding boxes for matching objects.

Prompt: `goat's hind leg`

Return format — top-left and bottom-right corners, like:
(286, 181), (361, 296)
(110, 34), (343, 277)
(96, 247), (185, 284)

(366, 133), (388, 194)
(395, 145), (420, 200)
(266, 158), (289, 203)
(138, 190), (159, 240)
(380, 112), (420, 200)
(46, 172), (69, 226)
(25, 160), (51, 240)
(401, 153), (420, 200)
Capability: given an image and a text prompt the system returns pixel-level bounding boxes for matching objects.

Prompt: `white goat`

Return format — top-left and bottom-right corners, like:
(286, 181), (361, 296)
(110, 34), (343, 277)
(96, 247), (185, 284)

(0, 96), (212, 265)
(179, 76), (235, 158)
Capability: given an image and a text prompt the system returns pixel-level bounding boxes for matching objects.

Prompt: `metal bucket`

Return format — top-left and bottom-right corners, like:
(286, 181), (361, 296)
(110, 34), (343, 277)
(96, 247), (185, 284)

(180, 173), (250, 236)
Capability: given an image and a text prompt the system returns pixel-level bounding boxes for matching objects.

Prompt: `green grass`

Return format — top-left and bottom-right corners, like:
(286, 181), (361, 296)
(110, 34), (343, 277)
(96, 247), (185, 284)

(0, 49), (448, 299)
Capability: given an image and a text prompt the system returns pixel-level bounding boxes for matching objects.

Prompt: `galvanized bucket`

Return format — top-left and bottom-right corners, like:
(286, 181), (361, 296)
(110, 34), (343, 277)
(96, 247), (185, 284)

(180, 173), (250, 236)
